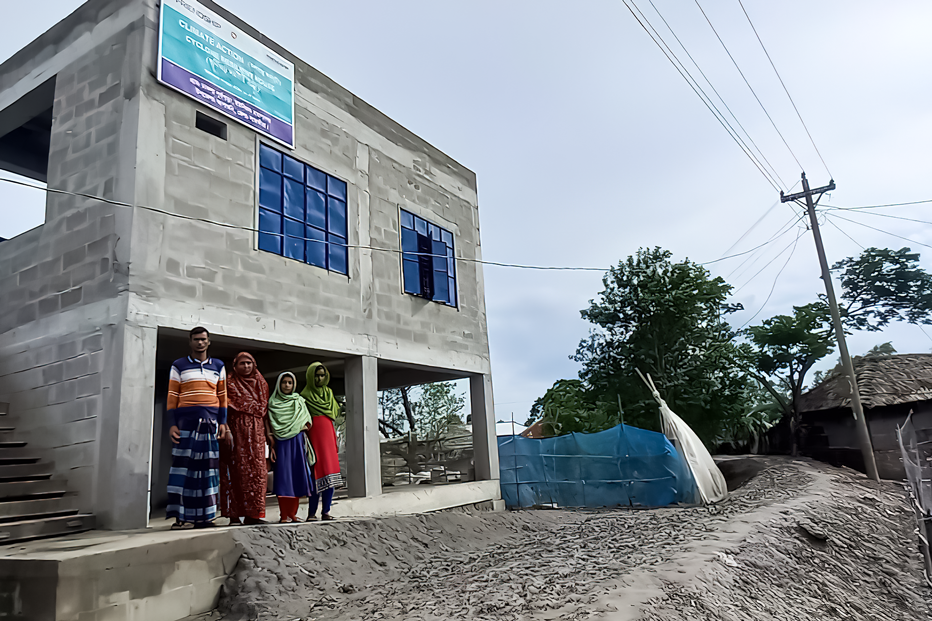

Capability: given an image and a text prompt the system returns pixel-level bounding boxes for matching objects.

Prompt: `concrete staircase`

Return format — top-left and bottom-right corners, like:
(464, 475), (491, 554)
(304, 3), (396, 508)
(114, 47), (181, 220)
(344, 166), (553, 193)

(0, 402), (94, 544)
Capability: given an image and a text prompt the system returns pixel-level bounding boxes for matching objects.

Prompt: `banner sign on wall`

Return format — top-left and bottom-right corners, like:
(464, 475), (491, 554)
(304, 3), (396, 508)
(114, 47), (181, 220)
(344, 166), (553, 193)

(158, 0), (296, 148)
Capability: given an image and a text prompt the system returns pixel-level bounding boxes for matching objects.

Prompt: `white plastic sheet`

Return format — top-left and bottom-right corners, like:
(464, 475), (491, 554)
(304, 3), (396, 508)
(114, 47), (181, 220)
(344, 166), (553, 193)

(638, 371), (729, 504)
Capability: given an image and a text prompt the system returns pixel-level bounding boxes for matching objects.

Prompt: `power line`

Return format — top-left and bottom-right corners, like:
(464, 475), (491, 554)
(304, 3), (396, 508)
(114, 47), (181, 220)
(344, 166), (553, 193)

(822, 198), (932, 211)
(823, 213), (865, 250)
(737, 0), (832, 179)
(824, 206), (932, 227)
(0, 173), (775, 274)
(693, 0), (804, 171)
(739, 228), (805, 328)
(719, 177), (803, 260)
(734, 227), (805, 294)
(726, 211), (807, 281)
(619, 0), (782, 192)
(827, 211), (932, 251)
(0, 175), (609, 272)
(643, 0), (787, 189)
(719, 199), (781, 257)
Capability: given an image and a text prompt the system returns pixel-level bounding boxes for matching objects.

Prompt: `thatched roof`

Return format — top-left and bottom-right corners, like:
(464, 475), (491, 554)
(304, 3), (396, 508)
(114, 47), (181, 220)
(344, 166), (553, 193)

(799, 354), (932, 412)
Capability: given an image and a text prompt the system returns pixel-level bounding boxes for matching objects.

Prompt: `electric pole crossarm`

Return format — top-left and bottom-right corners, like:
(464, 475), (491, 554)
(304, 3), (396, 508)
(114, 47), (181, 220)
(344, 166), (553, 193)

(781, 180), (835, 203)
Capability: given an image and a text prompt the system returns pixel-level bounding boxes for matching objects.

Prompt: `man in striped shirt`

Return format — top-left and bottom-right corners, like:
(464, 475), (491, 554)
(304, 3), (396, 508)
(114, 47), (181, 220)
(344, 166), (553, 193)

(166, 327), (228, 529)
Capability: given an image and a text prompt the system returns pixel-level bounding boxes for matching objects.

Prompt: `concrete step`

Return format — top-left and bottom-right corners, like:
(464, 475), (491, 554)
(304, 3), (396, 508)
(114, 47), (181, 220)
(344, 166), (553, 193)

(0, 528), (240, 620)
(0, 402), (8, 416)
(0, 446), (35, 457)
(0, 479), (66, 501)
(0, 462), (54, 482)
(0, 513), (95, 545)
(0, 440), (27, 449)
(0, 495), (78, 523)
(0, 446), (40, 465)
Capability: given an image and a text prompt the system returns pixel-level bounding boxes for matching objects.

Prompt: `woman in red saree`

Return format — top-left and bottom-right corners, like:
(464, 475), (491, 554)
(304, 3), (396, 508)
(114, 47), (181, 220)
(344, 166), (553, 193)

(219, 352), (270, 525)
(299, 362), (343, 521)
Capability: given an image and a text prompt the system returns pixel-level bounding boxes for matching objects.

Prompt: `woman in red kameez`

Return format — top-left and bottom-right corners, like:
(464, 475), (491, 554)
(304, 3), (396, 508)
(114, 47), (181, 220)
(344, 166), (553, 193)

(299, 362), (343, 521)
(219, 352), (270, 525)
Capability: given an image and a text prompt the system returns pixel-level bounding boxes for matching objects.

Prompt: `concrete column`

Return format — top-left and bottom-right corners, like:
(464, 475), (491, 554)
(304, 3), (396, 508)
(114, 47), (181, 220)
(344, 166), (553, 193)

(97, 321), (157, 530)
(344, 355), (381, 497)
(470, 373), (499, 481)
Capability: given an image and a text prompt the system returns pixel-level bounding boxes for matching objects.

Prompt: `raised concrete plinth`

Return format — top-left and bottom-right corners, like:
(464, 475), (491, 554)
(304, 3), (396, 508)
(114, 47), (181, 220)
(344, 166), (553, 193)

(332, 480), (503, 517)
(0, 481), (501, 621)
(0, 528), (241, 621)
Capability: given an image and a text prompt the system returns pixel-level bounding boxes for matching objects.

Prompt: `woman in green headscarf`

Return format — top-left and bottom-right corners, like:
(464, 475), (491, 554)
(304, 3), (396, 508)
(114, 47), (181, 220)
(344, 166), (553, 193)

(300, 362), (343, 521)
(266, 372), (313, 523)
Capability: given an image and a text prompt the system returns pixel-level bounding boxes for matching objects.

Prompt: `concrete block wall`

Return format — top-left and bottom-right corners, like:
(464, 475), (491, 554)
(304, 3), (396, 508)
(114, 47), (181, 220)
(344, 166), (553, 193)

(0, 0), (146, 525)
(0, 0), (498, 529)
(126, 0), (492, 376)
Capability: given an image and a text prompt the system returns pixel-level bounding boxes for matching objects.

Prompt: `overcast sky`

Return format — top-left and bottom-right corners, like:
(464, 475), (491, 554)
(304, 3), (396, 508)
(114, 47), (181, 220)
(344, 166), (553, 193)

(3, 1), (932, 422)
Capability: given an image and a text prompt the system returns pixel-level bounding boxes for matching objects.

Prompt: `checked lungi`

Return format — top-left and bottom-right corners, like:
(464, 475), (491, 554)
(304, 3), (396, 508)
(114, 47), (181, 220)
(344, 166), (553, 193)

(166, 416), (220, 523)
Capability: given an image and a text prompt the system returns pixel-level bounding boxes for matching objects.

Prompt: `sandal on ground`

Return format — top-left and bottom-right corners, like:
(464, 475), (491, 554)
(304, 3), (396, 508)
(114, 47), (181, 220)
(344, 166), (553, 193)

(171, 521), (193, 530)
(244, 517), (267, 525)
(321, 514), (335, 521)
(305, 515), (318, 522)
(193, 521), (217, 529)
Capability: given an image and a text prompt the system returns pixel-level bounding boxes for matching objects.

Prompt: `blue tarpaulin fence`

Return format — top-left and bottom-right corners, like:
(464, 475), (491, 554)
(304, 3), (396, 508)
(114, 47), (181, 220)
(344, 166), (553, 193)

(498, 424), (698, 508)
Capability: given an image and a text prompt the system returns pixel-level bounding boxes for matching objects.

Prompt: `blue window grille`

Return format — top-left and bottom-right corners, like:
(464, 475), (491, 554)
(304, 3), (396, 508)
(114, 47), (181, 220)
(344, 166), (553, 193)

(400, 209), (456, 306)
(258, 143), (348, 275)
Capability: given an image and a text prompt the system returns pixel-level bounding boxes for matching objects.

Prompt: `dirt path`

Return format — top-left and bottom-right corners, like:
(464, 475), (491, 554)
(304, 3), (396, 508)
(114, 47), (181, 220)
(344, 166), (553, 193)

(203, 458), (930, 621)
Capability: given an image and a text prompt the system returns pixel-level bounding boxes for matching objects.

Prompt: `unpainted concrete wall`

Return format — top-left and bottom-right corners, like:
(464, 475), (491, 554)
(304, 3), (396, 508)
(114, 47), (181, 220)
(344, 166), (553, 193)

(125, 0), (491, 376)
(0, 0), (145, 524)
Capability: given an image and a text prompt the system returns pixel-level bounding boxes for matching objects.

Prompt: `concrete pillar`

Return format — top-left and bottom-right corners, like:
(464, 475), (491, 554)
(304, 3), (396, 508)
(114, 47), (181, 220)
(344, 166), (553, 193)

(470, 373), (499, 481)
(97, 321), (157, 530)
(344, 355), (381, 497)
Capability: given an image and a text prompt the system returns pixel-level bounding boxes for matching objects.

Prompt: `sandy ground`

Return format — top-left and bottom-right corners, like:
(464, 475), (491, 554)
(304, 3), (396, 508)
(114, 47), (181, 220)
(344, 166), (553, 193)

(194, 457), (931, 620)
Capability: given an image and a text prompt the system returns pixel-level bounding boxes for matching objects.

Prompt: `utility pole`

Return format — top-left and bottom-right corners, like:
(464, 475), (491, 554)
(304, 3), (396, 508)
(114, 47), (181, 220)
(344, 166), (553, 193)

(781, 172), (880, 481)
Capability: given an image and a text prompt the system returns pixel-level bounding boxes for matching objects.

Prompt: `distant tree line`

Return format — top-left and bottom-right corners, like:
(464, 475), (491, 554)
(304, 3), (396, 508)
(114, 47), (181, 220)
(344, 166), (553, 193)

(530, 246), (932, 452)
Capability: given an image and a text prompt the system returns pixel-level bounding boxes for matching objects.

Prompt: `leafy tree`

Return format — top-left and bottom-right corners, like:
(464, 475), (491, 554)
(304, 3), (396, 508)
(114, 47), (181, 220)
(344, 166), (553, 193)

(378, 389), (407, 438)
(379, 382), (466, 439)
(412, 382), (466, 438)
(527, 379), (620, 436)
(572, 247), (751, 446)
(832, 247), (932, 331)
(744, 303), (835, 454)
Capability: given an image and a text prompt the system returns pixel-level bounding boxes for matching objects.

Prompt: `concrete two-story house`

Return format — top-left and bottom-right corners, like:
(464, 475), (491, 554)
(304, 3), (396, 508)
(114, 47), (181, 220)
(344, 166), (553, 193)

(0, 0), (499, 535)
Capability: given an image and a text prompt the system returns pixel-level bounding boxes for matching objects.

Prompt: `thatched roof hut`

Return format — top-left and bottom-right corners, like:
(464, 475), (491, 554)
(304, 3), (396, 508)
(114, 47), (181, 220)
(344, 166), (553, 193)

(798, 353), (932, 480)
(800, 354), (932, 412)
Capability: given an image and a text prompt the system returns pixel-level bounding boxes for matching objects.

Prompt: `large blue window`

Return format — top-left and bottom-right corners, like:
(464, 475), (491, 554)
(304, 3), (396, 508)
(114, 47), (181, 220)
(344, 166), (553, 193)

(400, 209), (456, 307)
(258, 143), (348, 275)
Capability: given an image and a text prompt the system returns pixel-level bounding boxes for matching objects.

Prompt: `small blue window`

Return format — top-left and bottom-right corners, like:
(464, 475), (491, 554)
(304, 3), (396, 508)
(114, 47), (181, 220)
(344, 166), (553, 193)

(257, 143), (349, 276)
(306, 189), (326, 229)
(329, 236), (348, 275)
(399, 209), (456, 306)
(258, 209), (282, 254)
(307, 167), (327, 192)
(400, 210), (414, 230)
(283, 178), (305, 221)
(328, 177), (347, 201)
(403, 260), (421, 295)
(305, 226), (327, 268)
(283, 156), (304, 181)
(259, 143), (282, 172)
(259, 169), (282, 212)
(328, 198), (347, 236)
